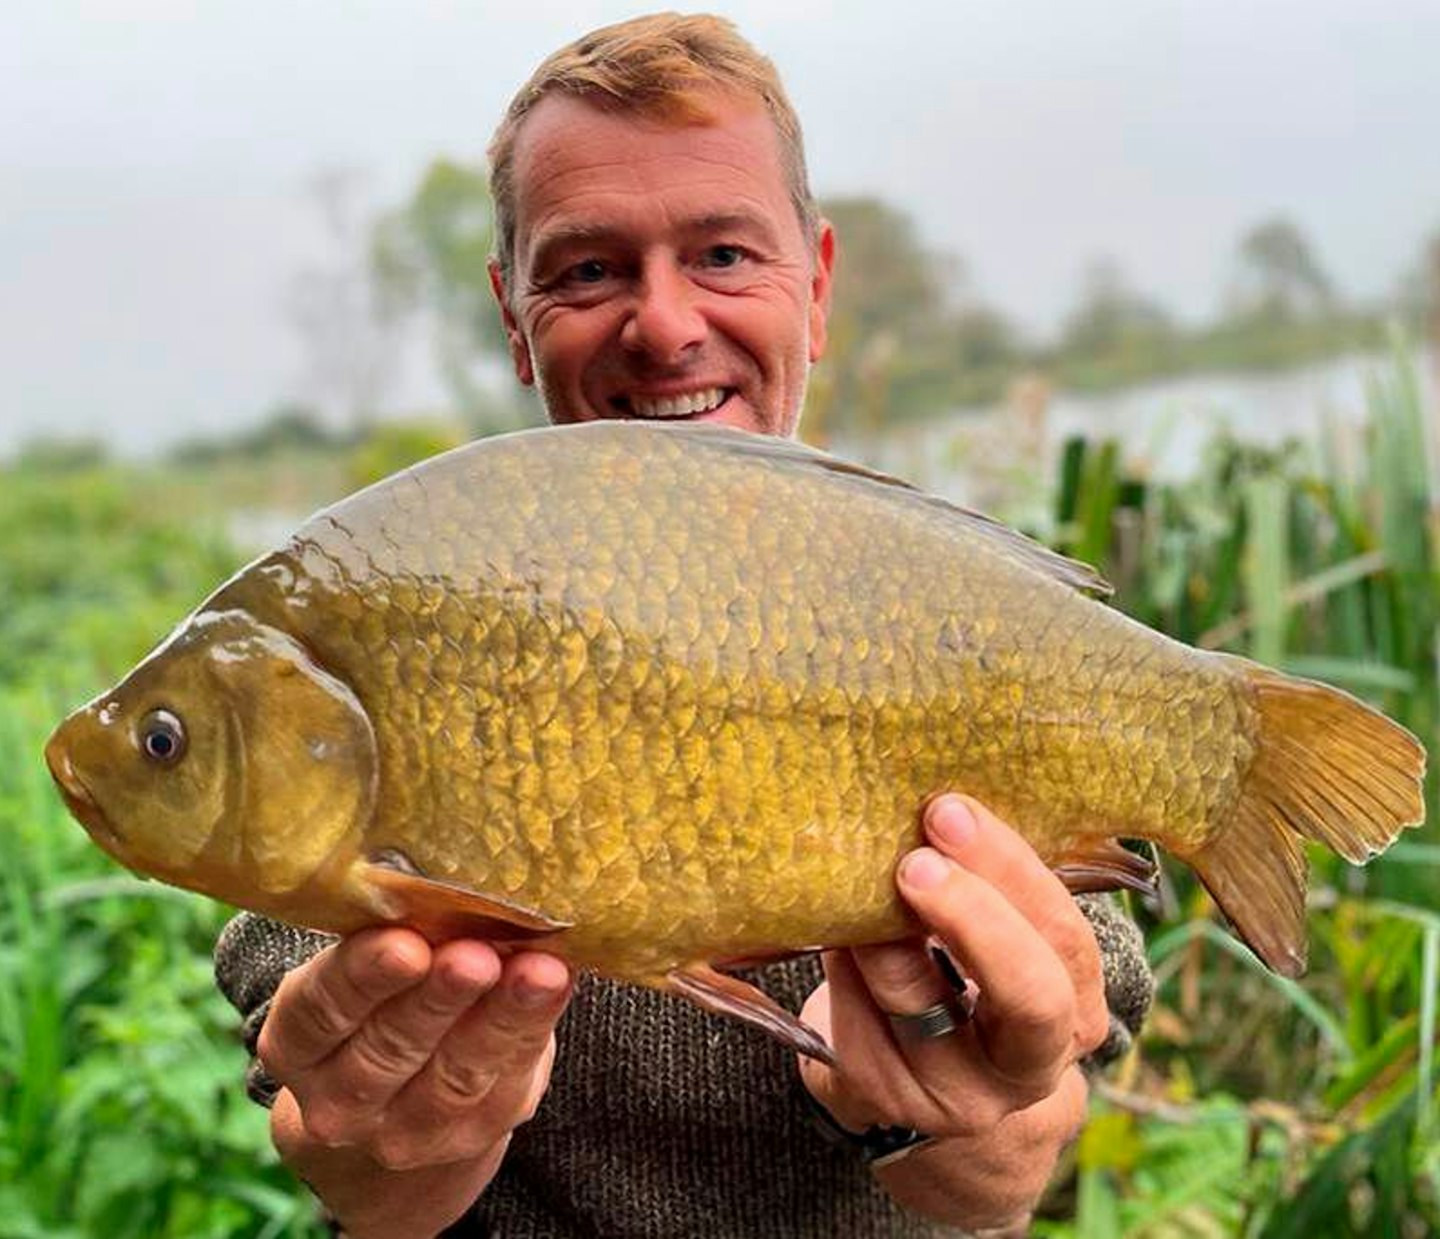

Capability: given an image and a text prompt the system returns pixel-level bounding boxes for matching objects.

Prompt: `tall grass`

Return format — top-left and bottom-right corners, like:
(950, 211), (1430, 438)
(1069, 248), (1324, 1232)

(1039, 339), (1440, 1236)
(0, 469), (325, 1238)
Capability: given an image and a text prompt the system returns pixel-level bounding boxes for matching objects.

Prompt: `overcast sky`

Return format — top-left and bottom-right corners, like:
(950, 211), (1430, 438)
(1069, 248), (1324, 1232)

(5, 0), (1439, 456)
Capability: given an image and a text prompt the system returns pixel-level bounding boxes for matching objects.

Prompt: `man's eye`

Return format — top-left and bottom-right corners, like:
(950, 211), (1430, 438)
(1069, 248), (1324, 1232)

(565, 259), (609, 284)
(701, 245), (747, 269)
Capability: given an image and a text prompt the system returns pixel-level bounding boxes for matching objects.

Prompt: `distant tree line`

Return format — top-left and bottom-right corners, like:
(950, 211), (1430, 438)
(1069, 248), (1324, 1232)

(167, 403), (355, 465)
(806, 204), (1435, 440)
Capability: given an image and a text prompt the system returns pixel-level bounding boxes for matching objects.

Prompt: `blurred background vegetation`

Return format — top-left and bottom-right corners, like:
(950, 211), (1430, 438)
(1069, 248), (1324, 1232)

(2, 162), (1438, 1237)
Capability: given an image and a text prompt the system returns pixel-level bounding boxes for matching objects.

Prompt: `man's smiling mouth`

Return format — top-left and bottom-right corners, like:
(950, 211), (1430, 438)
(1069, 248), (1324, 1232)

(612, 387), (734, 419)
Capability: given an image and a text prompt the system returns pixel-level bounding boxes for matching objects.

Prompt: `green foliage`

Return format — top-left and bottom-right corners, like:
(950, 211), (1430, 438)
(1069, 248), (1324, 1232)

(806, 196), (1020, 441)
(1039, 341), (1440, 1235)
(13, 437), (111, 474)
(1058, 259), (1179, 378)
(0, 467), (325, 1237)
(0, 468), (238, 690)
(1230, 216), (1335, 325)
(1396, 229), (1440, 337)
(1041, 309), (1388, 399)
(346, 420), (470, 489)
(371, 158), (530, 430)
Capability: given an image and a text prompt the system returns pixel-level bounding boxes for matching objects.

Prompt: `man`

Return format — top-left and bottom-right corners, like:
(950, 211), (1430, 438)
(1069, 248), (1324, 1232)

(216, 14), (1152, 1237)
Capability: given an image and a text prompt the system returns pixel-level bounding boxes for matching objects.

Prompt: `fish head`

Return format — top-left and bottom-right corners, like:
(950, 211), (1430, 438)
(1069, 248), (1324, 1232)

(45, 608), (377, 907)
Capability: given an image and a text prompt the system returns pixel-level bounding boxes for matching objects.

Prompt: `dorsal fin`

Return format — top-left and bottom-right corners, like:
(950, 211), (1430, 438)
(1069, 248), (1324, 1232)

(638, 423), (1112, 597)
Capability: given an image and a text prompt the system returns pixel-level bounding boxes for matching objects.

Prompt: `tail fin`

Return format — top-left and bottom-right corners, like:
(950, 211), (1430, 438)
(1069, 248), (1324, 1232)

(1187, 660), (1426, 977)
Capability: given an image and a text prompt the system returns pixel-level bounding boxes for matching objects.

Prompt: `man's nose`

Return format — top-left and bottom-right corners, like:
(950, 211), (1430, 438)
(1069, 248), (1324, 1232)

(620, 262), (707, 362)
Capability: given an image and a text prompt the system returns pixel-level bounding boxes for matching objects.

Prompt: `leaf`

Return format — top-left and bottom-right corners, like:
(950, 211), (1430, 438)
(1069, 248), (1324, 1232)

(1244, 473), (1290, 668)
(1322, 1013), (1417, 1113)
(1258, 1097), (1420, 1239)
(1079, 1110), (1144, 1174)
(1147, 921), (1353, 1059)
(1074, 1165), (1123, 1239)
(1278, 655), (1416, 694)
(73, 1132), (169, 1224)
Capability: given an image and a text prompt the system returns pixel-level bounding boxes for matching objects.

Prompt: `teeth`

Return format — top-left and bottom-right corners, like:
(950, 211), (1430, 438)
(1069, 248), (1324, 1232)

(630, 387), (726, 418)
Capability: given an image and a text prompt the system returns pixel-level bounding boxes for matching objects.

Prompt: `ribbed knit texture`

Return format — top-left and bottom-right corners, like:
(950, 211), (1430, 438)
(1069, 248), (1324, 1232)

(215, 896), (1151, 1237)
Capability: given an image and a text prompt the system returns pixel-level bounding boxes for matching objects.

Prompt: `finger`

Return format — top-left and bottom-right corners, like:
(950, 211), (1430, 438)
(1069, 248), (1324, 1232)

(924, 796), (1108, 1050)
(299, 939), (503, 1145)
(819, 946), (966, 1129)
(898, 847), (1077, 1103)
(413, 951), (570, 1120)
(375, 952), (572, 1168)
(797, 953), (887, 1128)
(269, 1087), (308, 1166)
(260, 928), (432, 1082)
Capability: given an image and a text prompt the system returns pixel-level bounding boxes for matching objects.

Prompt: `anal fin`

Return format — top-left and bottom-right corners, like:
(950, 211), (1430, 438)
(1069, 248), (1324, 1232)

(664, 963), (836, 1066)
(361, 850), (570, 941)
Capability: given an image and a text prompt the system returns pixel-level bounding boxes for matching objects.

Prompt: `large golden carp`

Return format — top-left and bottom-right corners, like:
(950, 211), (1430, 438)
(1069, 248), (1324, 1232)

(45, 423), (1425, 1061)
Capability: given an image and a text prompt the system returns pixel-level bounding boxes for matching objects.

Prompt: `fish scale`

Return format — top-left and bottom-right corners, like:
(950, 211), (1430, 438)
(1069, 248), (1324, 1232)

(46, 421), (1426, 1062)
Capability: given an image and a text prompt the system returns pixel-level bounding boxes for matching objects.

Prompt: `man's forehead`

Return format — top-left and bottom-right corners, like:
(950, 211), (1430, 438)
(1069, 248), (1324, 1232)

(510, 88), (782, 183)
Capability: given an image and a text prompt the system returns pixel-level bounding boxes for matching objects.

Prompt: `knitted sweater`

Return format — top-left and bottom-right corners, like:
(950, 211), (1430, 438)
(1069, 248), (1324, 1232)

(215, 896), (1152, 1238)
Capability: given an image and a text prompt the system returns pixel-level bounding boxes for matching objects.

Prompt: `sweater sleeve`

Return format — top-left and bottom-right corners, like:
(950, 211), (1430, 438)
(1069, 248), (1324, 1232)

(213, 912), (337, 1108)
(1074, 894), (1153, 1070)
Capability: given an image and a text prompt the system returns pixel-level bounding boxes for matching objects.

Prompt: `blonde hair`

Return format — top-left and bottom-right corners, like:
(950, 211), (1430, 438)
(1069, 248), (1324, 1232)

(487, 12), (819, 285)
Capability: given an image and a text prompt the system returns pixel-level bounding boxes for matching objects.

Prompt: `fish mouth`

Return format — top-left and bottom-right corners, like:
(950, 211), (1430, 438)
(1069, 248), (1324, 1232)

(43, 734), (122, 848)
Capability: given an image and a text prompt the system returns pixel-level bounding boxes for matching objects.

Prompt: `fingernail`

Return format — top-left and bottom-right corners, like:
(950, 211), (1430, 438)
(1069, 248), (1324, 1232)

(927, 796), (976, 849)
(899, 847), (950, 891)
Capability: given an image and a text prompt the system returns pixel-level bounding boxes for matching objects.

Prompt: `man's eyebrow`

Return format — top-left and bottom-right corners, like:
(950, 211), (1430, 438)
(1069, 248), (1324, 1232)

(532, 222), (623, 250)
(526, 222), (624, 269)
(680, 211), (783, 247)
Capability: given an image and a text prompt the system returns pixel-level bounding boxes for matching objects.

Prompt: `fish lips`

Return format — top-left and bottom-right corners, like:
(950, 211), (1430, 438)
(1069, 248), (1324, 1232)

(44, 729), (124, 851)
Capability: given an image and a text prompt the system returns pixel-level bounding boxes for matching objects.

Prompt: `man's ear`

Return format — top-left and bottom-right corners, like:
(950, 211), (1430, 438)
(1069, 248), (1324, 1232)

(807, 219), (837, 364)
(488, 257), (535, 386)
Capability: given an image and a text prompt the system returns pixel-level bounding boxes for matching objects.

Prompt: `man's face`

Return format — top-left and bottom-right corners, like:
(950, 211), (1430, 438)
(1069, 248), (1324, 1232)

(490, 90), (834, 438)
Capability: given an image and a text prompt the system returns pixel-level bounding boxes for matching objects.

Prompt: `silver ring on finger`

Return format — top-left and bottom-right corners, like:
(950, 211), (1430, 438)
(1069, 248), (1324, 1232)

(885, 945), (977, 1043)
(887, 998), (970, 1042)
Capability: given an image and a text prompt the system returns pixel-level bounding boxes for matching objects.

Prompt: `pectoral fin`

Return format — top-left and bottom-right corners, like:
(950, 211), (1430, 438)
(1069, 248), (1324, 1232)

(1053, 839), (1159, 897)
(663, 962), (836, 1066)
(359, 850), (571, 941)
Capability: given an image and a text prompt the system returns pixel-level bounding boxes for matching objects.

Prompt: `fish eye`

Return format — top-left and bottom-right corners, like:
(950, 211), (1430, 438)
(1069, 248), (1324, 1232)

(139, 709), (187, 766)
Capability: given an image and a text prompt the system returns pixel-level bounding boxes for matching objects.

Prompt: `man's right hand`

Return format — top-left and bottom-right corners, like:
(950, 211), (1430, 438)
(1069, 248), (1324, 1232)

(258, 927), (572, 1239)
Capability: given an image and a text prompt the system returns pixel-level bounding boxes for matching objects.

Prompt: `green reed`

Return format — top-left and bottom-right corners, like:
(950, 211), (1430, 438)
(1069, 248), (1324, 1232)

(1040, 338), (1440, 1236)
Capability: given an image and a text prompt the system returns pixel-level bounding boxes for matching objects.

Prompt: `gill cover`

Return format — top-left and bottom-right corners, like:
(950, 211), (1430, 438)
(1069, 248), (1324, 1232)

(196, 609), (378, 894)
